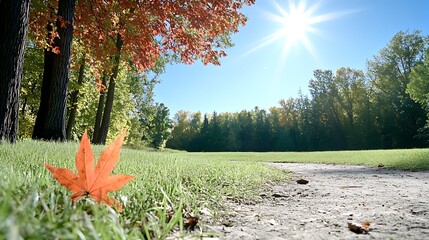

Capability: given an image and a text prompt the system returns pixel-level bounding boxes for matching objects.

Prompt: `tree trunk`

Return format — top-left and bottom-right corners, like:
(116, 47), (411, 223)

(0, 0), (30, 143)
(92, 74), (107, 143)
(96, 33), (123, 145)
(66, 54), (85, 140)
(32, 0), (76, 141)
(33, 44), (54, 139)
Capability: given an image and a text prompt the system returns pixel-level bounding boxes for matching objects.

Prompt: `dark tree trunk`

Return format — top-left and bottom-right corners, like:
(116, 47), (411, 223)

(33, 47), (55, 139)
(66, 54), (85, 140)
(0, 0), (30, 143)
(92, 74), (107, 143)
(96, 33), (123, 145)
(32, 0), (75, 141)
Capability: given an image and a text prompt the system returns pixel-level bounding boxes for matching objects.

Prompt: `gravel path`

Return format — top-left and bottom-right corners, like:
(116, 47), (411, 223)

(211, 163), (429, 239)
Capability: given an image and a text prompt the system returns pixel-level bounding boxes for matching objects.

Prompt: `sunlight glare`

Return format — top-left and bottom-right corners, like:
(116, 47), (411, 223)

(247, 0), (353, 60)
(277, 1), (312, 44)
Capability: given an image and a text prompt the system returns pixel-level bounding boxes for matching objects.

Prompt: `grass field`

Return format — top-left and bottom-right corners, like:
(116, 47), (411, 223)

(0, 140), (287, 239)
(181, 148), (429, 171)
(1, 140), (428, 239)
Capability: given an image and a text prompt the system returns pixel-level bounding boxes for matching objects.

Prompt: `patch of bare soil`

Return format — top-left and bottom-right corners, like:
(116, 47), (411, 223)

(210, 163), (429, 239)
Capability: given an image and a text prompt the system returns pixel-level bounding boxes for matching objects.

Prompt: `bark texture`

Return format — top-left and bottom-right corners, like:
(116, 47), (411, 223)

(0, 0), (30, 143)
(33, 0), (76, 141)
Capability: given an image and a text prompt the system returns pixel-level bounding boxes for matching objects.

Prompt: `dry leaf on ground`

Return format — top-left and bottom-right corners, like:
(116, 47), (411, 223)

(184, 216), (199, 230)
(348, 221), (370, 234)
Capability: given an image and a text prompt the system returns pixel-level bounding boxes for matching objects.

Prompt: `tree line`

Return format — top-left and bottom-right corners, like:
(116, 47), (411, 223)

(167, 30), (429, 152)
(0, 0), (254, 147)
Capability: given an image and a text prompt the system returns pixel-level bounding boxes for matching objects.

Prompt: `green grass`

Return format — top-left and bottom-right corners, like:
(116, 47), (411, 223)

(1, 141), (428, 239)
(0, 140), (287, 239)
(181, 148), (429, 171)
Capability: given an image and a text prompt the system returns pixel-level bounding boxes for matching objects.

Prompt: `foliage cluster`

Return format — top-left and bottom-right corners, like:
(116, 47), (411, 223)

(168, 30), (429, 152)
(19, 42), (172, 148)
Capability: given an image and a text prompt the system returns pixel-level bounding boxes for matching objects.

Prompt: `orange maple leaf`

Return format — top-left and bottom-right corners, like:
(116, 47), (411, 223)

(51, 46), (61, 55)
(45, 130), (134, 212)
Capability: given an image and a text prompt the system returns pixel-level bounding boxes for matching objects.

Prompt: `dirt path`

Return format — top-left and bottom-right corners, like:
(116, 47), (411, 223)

(211, 163), (429, 239)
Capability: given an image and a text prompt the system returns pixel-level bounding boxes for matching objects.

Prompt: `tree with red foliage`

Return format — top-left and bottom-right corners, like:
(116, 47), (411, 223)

(30, 0), (255, 142)
(31, 0), (76, 141)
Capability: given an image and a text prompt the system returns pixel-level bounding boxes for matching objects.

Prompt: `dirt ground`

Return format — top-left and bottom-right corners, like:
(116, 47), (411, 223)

(209, 163), (429, 240)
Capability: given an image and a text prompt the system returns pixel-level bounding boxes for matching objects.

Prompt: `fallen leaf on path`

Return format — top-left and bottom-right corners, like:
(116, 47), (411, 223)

(296, 179), (309, 184)
(45, 130), (134, 212)
(184, 216), (199, 230)
(348, 221), (370, 234)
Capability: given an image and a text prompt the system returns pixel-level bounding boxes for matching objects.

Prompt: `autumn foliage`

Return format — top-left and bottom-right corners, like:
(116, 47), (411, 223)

(31, 1), (255, 75)
(45, 130), (134, 211)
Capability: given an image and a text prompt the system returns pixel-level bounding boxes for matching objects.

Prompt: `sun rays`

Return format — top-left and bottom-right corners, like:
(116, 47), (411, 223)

(247, 0), (355, 60)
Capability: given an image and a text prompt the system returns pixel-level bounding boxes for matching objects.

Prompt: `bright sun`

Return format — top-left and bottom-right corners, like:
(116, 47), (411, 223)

(278, 1), (312, 45)
(270, 0), (322, 57)
(248, 0), (347, 59)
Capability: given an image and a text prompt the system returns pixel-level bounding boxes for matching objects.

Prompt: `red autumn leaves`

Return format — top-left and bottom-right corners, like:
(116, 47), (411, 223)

(45, 130), (134, 211)
(31, 1), (255, 76)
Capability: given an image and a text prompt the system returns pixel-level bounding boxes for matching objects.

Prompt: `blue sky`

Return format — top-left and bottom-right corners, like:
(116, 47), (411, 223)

(154, 0), (429, 116)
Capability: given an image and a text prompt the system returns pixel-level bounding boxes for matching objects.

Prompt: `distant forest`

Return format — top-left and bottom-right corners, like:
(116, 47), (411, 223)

(166, 30), (429, 152)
